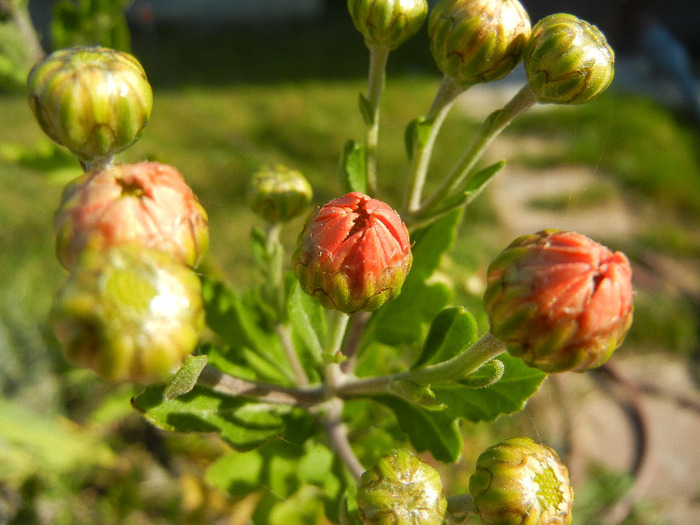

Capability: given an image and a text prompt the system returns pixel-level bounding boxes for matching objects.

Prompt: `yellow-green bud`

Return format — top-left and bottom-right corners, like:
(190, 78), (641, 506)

(27, 46), (153, 164)
(357, 449), (447, 524)
(428, 0), (531, 86)
(524, 13), (615, 104)
(348, 0), (428, 51)
(51, 245), (204, 383)
(248, 164), (313, 223)
(469, 437), (574, 525)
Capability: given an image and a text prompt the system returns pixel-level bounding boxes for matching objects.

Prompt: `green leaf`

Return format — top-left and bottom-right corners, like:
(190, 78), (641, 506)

(457, 359), (505, 389)
(358, 93), (375, 127)
(387, 380), (445, 410)
(288, 281), (326, 366)
(163, 354), (208, 401)
(371, 354), (546, 461)
(205, 448), (265, 495)
(132, 384), (289, 451)
(404, 116), (434, 162)
(363, 210), (461, 346)
(414, 307), (479, 368)
(337, 140), (367, 193)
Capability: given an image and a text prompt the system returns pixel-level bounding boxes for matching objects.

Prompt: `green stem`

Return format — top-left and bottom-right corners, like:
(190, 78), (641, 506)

(364, 45), (390, 196)
(325, 310), (351, 360)
(264, 222), (285, 316)
(402, 75), (465, 215)
(318, 398), (365, 482)
(336, 333), (506, 397)
(446, 493), (476, 518)
(415, 84), (537, 219)
(80, 155), (113, 173)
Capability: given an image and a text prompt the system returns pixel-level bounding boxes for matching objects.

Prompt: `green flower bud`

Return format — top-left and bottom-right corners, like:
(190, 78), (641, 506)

(248, 164), (313, 223)
(27, 46), (153, 165)
(484, 230), (633, 373)
(357, 449), (447, 524)
(469, 437), (574, 525)
(51, 245), (204, 383)
(54, 161), (209, 270)
(348, 0), (428, 51)
(428, 0), (531, 86)
(524, 14), (615, 104)
(293, 192), (412, 314)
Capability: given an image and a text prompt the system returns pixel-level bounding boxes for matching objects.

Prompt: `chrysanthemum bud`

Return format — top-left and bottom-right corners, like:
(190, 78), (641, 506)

(248, 164), (313, 223)
(524, 13), (615, 104)
(27, 46), (152, 165)
(292, 192), (412, 314)
(469, 437), (574, 525)
(51, 245), (204, 383)
(357, 449), (447, 524)
(428, 0), (531, 86)
(348, 0), (428, 51)
(484, 230), (633, 373)
(54, 161), (209, 270)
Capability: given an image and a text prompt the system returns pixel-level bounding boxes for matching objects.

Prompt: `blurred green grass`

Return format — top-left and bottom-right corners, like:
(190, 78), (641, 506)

(1, 8), (700, 522)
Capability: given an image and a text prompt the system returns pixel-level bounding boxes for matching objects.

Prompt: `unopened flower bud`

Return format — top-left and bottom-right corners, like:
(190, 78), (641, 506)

(348, 0), (428, 51)
(293, 192), (412, 314)
(484, 230), (633, 373)
(248, 164), (313, 223)
(54, 161), (209, 270)
(27, 46), (152, 165)
(357, 449), (447, 524)
(525, 13), (615, 104)
(469, 437), (574, 525)
(51, 245), (204, 383)
(428, 0), (531, 86)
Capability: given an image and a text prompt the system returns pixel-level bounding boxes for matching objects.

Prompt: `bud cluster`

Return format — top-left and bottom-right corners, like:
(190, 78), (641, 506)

(28, 46), (207, 383)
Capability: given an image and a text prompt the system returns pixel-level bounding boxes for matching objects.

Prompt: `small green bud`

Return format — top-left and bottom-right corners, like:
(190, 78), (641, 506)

(51, 245), (204, 383)
(293, 192), (412, 314)
(428, 0), (531, 86)
(484, 230), (633, 373)
(248, 164), (313, 223)
(27, 46), (153, 164)
(54, 161), (209, 270)
(357, 449), (447, 524)
(469, 437), (574, 525)
(348, 0), (428, 51)
(524, 13), (615, 104)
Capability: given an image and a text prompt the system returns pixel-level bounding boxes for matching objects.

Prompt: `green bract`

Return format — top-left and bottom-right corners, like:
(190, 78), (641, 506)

(357, 449), (447, 524)
(27, 45), (153, 165)
(248, 164), (313, 223)
(51, 245), (204, 383)
(348, 0), (428, 50)
(525, 13), (615, 104)
(428, 0), (531, 86)
(469, 437), (574, 525)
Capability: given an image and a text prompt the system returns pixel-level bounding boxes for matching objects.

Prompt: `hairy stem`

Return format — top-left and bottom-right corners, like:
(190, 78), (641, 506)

(364, 45), (390, 196)
(319, 397), (365, 482)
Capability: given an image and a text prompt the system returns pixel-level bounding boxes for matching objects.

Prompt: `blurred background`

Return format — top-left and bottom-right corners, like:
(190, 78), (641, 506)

(1, 1), (699, 523)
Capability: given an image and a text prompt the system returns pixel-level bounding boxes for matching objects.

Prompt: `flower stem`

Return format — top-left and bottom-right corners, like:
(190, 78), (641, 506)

(416, 84), (537, 219)
(337, 333), (507, 397)
(319, 398), (365, 482)
(402, 75), (465, 214)
(364, 45), (390, 197)
(446, 493), (476, 518)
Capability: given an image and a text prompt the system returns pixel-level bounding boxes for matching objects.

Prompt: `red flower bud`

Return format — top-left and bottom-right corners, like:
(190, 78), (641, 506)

(54, 161), (209, 270)
(293, 192), (412, 313)
(484, 230), (633, 373)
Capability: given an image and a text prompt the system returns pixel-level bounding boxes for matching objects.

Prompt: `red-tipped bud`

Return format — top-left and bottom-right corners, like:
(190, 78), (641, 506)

(292, 192), (412, 313)
(484, 230), (633, 373)
(54, 161), (209, 270)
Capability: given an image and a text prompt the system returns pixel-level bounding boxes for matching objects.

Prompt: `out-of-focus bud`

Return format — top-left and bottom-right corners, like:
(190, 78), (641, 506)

(51, 245), (204, 383)
(357, 449), (447, 524)
(292, 192), (412, 314)
(248, 164), (313, 223)
(469, 437), (574, 525)
(428, 0), (531, 86)
(27, 46), (153, 165)
(483, 230), (633, 373)
(524, 13), (615, 104)
(348, 0), (428, 51)
(54, 161), (209, 270)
